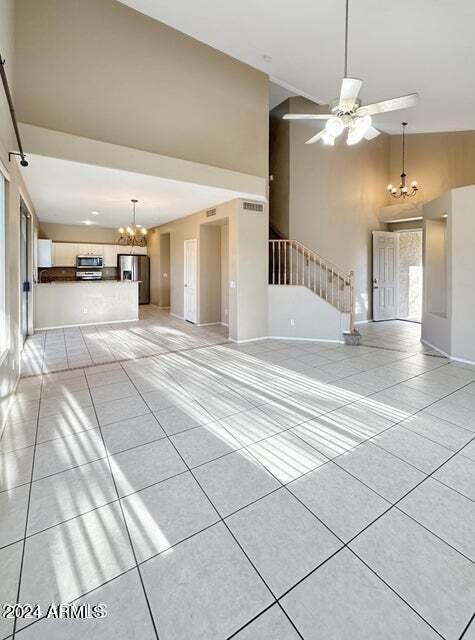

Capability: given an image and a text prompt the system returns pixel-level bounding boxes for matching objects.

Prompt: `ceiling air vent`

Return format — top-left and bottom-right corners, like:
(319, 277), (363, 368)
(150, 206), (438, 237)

(242, 201), (264, 212)
(206, 208), (217, 218)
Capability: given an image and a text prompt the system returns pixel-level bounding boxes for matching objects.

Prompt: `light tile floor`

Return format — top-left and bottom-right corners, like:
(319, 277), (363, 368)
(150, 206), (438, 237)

(2, 319), (475, 639)
(21, 306), (228, 376)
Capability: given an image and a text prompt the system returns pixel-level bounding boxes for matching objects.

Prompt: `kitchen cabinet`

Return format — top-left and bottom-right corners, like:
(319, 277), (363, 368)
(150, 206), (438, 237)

(52, 243), (77, 266)
(50, 242), (147, 267)
(77, 244), (103, 256)
(103, 244), (118, 267)
(37, 239), (52, 268)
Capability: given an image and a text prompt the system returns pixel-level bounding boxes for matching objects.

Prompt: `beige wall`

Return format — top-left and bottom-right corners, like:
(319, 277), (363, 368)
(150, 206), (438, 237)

(199, 224), (222, 325)
(269, 100), (290, 237)
(14, 0), (269, 178)
(283, 97), (390, 322)
(39, 222), (119, 243)
(0, 0), (38, 430)
(388, 130), (475, 205)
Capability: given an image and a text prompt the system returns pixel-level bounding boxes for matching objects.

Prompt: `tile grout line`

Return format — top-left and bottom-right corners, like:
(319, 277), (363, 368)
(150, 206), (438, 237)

(4, 351), (474, 552)
(125, 349), (468, 640)
(81, 371), (161, 640)
(11, 374), (44, 640)
(120, 359), (307, 640)
(458, 613), (474, 640)
(10, 327), (474, 638)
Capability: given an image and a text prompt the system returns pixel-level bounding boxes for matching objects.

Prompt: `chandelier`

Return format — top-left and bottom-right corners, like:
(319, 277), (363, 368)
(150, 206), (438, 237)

(117, 199), (147, 246)
(387, 122), (419, 198)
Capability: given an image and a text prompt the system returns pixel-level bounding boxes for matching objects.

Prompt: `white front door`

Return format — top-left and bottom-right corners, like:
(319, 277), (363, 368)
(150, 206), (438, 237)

(372, 231), (399, 321)
(184, 239), (198, 323)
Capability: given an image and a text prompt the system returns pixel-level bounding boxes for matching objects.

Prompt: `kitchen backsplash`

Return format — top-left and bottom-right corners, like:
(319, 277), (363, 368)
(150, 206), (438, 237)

(38, 267), (118, 282)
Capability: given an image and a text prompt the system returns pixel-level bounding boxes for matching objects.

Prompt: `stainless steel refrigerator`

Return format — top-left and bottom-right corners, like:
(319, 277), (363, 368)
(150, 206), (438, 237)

(117, 254), (150, 304)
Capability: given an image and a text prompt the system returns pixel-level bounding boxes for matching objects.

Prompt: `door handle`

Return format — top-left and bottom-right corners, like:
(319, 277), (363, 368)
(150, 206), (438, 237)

(184, 284), (188, 288)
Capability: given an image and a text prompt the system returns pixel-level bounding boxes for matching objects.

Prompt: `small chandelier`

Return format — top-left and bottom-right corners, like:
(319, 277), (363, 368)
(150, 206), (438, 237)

(117, 199), (147, 246)
(387, 122), (419, 198)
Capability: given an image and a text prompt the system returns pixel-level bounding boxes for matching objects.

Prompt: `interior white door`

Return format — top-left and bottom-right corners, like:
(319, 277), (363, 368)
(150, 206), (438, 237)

(184, 239), (198, 323)
(372, 231), (399, 321)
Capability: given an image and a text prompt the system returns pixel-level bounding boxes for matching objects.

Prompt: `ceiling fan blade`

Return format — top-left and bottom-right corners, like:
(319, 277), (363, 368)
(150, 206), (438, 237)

(339, 77), (362, 111)
(364, 126), (381, 140)
(283, 113), (332, 120)
(305, 130), (325, 145)
(357, 93), (419, 116)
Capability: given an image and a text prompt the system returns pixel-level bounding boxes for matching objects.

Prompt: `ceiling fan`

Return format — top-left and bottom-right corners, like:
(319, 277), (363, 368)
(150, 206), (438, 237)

(284, 0), (419, 146)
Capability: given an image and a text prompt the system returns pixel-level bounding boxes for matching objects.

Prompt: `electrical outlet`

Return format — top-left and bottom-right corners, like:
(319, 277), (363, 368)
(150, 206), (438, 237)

(290, 319), (295, 327)
(82, 306), (88, 314)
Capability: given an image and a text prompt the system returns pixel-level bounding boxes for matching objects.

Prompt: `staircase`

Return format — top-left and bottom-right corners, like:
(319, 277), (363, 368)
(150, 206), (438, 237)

(269, 239), (354, 317)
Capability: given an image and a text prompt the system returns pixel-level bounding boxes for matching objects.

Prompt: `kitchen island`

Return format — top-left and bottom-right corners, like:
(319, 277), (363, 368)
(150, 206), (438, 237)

(35, 281), (139, 329)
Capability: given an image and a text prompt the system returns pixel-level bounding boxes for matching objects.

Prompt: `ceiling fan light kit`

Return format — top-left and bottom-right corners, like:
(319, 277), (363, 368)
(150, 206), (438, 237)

(284, 0), (419, 147)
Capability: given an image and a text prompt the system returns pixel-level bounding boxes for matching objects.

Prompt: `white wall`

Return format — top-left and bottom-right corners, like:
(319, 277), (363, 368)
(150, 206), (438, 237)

(268, 286), (350, 342)
(422, 191), (451, 356)
(451, 186), (475, 362)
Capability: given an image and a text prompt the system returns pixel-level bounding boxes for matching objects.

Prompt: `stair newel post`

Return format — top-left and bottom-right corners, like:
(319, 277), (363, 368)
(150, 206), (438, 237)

(349, 270), (354, 329)
(290, 242), (293, 285)
(338, 270), (341, 311)
(284, 241), (287, 284)
(272, 242), (275, 284)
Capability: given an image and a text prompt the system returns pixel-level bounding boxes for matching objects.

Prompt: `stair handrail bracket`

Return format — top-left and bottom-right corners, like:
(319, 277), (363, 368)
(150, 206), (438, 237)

(269, 239), (354, 316)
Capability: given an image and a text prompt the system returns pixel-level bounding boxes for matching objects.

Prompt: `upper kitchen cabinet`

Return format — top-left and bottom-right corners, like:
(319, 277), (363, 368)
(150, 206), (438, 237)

(52, 243), (77, 266)
(103, 244), (118, 267)
(78, 244), (103, 256)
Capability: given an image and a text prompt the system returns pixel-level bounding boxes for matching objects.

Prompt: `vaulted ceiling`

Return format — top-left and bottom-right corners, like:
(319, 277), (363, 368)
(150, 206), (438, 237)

(121, 0), (475, 133)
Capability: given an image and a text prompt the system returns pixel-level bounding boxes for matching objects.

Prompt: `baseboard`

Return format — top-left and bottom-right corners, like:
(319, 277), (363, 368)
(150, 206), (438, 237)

(148, 304), (171, 310)
(36, 317), (139, 330)
(353, 319), (372, 325)
(196, 322), (227, 327)
(169, 312), (185, 320)
(421, 338), (475, 366)
(229, 335), (343, 344)
(420, 338), (450, 358)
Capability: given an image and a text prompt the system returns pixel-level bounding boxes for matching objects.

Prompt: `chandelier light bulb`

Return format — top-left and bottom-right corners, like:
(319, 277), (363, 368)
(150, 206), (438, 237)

(411, 180), (418, 187)
(325, 116), (344, 138)
(117, 198), (147, 247)
(387, 184), (393, 192)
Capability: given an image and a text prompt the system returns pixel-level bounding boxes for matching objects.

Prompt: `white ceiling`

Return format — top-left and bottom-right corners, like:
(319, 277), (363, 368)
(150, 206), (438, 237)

(21, 155), (256, 227)
(121, 0), (475, 133)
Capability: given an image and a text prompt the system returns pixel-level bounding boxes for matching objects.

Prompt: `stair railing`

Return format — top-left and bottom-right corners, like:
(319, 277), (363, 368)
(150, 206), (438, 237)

(269, 239), (354, 315)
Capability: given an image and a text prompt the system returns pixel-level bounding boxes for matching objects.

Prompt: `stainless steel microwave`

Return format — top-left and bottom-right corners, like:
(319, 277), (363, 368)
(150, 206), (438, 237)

(76, 255), (104, 268)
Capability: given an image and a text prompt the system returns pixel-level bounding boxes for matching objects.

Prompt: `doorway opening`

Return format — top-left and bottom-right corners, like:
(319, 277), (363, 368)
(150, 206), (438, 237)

(199, 219), (229, 330)
(372, 227), (423, 324)
(397, 229), (423, 322)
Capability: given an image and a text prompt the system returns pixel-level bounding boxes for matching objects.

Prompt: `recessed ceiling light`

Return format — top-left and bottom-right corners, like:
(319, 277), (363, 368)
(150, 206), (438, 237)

(83, 220), (94, 225)
(91, 211), (100, 215)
